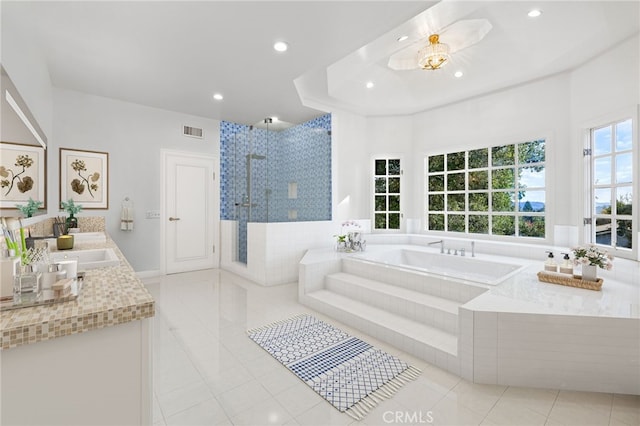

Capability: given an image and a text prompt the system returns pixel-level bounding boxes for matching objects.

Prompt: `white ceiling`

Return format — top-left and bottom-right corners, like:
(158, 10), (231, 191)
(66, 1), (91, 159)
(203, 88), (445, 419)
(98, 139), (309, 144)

(3, 1), (639, 126)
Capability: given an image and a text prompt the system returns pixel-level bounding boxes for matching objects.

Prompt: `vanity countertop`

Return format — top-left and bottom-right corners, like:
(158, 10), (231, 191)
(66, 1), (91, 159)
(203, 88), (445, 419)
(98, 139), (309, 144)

(0, 237), (155, 350)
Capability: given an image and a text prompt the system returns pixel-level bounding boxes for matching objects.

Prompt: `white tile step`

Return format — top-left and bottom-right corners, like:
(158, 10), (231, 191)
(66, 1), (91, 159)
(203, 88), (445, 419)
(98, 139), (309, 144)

(326, 272), (461, 315)
(307, 289), (457, 356)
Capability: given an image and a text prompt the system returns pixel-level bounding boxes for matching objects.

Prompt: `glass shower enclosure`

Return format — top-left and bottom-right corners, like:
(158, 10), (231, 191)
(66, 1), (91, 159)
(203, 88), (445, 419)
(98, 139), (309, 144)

(221, 114), (332, 264)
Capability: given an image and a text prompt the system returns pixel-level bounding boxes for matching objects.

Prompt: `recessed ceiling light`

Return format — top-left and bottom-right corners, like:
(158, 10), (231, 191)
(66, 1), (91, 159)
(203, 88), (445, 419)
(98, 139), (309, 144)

(213, 93), (223, 101)
(397, 35), (409, 42)
(366, 81), (374, 89)
(528, 9), (542, 18)
(454, 71), (463, 78)
(273, 41), (288, 52)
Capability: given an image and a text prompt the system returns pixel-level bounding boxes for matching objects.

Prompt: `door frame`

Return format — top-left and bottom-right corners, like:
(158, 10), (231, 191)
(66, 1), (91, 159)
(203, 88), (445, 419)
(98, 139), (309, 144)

(160, 149), (219, 274)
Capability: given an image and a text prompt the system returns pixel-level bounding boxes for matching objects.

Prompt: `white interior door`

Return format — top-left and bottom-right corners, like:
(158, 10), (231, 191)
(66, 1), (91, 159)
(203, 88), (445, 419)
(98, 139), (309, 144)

(162, 150), (218, 274)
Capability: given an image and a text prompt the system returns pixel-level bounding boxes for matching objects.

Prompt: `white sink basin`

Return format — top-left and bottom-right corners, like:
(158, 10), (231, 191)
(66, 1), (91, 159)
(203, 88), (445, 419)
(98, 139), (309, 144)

(51, 248), (119, 270)
(67, 231), (107, 243)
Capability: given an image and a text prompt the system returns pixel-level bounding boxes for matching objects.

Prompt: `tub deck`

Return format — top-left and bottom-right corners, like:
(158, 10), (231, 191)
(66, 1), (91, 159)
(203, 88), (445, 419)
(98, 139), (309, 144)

(299, 243), (640, 395)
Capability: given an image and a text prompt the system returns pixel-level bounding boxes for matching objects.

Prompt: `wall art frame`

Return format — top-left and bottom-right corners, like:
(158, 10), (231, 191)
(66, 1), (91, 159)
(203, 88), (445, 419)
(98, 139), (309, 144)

(0, 141), (47, 210)
(59, 148), (109, 209)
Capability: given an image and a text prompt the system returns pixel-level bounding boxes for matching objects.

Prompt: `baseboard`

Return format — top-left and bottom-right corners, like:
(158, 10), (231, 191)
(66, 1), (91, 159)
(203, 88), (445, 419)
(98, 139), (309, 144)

(136, 270), (162, 279)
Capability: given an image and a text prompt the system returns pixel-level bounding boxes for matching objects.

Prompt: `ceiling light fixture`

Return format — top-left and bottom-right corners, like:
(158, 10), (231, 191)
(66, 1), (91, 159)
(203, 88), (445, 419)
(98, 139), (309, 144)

(213, 93), (223, 101)
(417, 34), (450, 70)
(527, 9), (542, 18)
(366, 81), (374, 89)
(454, 71), (463, 78)
(273, 41), (288, 52)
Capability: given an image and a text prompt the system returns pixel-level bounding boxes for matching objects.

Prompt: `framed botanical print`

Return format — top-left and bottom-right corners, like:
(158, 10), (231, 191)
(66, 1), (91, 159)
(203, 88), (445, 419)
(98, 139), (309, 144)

(0, 142), (47, 210)
(59, 148), (109, 209)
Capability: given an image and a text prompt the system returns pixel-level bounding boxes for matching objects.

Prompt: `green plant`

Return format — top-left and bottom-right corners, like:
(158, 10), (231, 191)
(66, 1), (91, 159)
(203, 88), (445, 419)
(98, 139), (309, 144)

(61, 198), (83, 215)
(15, 198), (43, 217)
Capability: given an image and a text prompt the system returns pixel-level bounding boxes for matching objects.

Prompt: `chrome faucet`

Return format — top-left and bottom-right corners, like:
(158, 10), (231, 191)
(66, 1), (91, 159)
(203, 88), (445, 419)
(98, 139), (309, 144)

(428, 239), (444, 254)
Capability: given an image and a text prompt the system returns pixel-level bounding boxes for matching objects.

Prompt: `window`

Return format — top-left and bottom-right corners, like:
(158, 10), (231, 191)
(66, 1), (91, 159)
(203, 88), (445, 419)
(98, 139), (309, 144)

(426, 140), (546, 238)
(588, 118), (634, 253)
(374, 158), (401, 230)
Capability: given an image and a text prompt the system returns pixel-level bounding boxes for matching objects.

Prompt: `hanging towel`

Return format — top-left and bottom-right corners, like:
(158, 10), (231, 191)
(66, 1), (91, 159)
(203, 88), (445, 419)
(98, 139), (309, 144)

(120, 199), (134, 231)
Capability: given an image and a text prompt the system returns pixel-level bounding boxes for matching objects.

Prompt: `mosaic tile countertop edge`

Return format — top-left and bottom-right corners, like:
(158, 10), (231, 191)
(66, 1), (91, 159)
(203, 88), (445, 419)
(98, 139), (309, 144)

(0, 237), (155, 350)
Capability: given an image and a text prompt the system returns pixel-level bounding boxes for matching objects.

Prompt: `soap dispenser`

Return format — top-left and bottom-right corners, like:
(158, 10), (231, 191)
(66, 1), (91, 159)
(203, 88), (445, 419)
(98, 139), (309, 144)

(544, 251), (558, 272)
(559, 253), (573, 275)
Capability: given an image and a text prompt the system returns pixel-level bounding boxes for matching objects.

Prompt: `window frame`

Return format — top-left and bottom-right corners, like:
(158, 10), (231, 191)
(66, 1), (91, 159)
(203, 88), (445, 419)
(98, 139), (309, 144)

(372, 156), (404, 233)
(424, 138), (548, 241)
(584, 108), (638, 260)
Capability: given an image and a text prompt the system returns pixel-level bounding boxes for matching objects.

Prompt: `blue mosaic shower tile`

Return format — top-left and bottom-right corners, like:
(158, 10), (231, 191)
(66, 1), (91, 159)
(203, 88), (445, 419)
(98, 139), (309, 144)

(220, 114), (332, 262)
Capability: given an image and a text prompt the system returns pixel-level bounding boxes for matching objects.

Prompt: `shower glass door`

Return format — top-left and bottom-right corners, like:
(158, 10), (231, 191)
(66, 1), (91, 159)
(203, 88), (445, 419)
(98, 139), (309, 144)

(232, 125), (269, 263)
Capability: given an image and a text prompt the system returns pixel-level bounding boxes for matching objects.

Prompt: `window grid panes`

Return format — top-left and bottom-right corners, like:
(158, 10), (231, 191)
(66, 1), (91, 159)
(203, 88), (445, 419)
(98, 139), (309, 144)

(590, 118), (633, 251)
(426, 140), (545, 238)
(374, 158), (401, 230)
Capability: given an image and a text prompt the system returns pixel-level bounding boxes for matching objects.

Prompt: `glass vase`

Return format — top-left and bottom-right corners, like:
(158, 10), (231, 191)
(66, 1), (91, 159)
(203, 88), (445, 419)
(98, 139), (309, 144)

(66, 214), (78, 230)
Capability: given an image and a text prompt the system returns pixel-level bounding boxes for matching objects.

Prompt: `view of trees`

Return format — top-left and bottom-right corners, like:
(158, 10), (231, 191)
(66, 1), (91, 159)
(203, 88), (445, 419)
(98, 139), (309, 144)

(427, 140), (545, 238)
(374, 159), (401, 230)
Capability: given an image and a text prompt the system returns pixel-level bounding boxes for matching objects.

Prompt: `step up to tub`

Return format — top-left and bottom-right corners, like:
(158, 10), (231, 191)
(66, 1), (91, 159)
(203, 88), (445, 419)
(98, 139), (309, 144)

(326, 272), (460, 334)
(306, 289), (458, 366)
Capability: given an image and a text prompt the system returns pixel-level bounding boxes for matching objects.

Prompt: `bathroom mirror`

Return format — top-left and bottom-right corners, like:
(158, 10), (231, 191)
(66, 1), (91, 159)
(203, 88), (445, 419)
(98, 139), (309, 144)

(1, 66), (48, 214)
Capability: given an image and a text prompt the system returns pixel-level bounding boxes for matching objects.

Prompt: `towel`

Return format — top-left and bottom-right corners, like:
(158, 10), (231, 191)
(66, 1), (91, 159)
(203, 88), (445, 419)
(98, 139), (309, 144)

(120, 206), (134, 231)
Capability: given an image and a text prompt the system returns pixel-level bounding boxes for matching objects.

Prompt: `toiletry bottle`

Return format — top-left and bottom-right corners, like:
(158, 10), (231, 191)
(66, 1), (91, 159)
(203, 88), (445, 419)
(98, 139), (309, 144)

(544, 251), (558, 272)
(559, 253), (573, 275)
(41, 264), (67, 290)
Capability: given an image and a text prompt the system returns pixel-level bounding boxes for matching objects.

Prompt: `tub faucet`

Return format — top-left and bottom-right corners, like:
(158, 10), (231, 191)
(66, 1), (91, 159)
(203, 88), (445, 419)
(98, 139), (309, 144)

(428, 240), (444, 254)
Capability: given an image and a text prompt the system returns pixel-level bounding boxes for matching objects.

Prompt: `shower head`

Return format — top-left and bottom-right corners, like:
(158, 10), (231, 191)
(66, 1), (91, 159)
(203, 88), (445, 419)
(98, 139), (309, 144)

(246, 153), (266, 160)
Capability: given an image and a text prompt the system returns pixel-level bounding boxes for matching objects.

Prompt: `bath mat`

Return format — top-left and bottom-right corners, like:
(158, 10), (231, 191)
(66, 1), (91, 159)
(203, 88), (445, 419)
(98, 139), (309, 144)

(247, 314), (421, 420)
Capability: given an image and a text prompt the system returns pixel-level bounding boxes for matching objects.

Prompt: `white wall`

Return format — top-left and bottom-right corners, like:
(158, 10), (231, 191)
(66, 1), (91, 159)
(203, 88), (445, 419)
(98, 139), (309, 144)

(410, 74), (571, 235)
(53, 89), (220, 272)
(569, 34), (640, 249)
(331, 110), (369, 220)
(1, 14), (53, 140)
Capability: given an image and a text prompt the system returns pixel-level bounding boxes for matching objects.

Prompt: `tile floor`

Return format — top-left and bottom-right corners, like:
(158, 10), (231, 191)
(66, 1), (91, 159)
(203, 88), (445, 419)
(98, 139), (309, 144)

(143, 269), (639, 426)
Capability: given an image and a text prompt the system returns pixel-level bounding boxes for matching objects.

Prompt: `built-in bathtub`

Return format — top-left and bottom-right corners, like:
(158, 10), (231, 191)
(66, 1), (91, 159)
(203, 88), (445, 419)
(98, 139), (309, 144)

(351, 246), (526, 285)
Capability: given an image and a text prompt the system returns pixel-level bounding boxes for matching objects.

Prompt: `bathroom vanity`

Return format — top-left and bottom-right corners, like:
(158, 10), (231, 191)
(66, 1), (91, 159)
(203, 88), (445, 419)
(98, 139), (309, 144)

(0, 235), (155, 425)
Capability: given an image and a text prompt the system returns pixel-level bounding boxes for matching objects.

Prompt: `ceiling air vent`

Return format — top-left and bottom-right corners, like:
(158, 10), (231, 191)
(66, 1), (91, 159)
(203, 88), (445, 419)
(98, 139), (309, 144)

(183, 125), (203, 139)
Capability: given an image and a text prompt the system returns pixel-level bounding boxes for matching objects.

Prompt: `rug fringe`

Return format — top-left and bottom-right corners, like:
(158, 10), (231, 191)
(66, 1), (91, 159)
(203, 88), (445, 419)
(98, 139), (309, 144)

(246, 313), (310, 335)
(345, 365), (422, 421)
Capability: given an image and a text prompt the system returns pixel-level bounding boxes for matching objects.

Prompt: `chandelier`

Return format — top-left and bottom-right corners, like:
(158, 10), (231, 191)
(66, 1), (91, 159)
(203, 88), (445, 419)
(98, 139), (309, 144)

(417, 34), (450, 70)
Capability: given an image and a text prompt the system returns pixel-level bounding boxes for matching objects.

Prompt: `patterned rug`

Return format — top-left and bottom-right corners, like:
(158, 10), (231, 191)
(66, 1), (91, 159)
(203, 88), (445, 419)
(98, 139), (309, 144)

(247, 314), (421, 420)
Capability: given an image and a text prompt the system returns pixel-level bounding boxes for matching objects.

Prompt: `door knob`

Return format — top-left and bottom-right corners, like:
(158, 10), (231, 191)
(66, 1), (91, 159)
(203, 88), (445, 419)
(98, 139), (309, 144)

(169, 217), (181, 221)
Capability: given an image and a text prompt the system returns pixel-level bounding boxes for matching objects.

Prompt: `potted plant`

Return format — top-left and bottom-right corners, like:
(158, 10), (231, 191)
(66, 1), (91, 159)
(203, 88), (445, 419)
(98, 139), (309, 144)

(572, 244), (613, 281)
(15, 198), (43, 218)
(61, 198), (83, 230)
